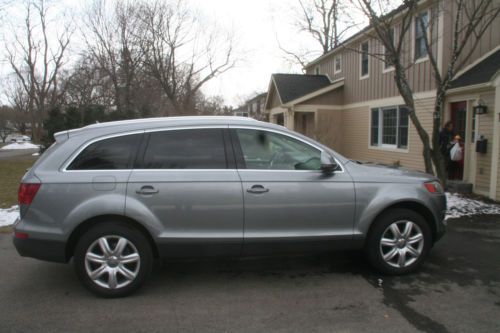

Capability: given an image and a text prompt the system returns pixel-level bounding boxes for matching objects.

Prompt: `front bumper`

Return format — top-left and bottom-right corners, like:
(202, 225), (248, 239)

(433, 193), (447, 242)
(13, 235), (67, 263)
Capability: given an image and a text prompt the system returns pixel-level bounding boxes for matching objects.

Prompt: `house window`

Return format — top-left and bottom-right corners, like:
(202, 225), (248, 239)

(414, 11), (429, 60)
(384, 28), (395, 69)
(360, 41), (369, 77)
(371, 105), (409, 149)
(314, 66), (320, 75)
(334, 54), (342, 74)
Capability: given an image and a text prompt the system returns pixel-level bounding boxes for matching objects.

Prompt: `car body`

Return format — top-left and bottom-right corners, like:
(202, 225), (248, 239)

(13, 116), (446, 297)
(9, 135), (31, 143)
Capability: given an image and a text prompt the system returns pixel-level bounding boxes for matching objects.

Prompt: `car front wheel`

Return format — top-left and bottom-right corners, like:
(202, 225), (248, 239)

(74, 221), (153, 297)
(366, 208), (432, 275)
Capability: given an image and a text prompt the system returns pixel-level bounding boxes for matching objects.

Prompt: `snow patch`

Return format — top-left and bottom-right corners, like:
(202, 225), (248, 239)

(1, 142), (40, 150)
(0, 206), (19, 227)
(446, 192), (500, 219)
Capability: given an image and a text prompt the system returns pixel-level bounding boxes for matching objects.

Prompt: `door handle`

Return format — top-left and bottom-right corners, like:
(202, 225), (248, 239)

(247, 185), (269, 194)
(136, 186), (159, 195)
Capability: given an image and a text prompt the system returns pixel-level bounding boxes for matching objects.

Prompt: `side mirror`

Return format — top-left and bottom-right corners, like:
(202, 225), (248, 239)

(320, 151), (338, 173)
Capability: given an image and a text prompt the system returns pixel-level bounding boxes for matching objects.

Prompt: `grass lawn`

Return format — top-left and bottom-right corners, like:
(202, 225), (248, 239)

(0, 157), (37, 209)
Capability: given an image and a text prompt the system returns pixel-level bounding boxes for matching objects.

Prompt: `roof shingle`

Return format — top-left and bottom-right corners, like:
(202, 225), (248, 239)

(272, 74), (331, 104)
(450, 49), (500, 89)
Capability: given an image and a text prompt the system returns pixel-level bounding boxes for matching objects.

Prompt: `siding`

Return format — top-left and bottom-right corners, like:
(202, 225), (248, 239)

(474, 92), (496, 193)
(297, 88), (344, 105)
(331, 96), (436, 171)
(442, 0), (500, 72)
(315, 109), (344, 153)
(269, 89), (282, 109)
(305, 0), (500, 105)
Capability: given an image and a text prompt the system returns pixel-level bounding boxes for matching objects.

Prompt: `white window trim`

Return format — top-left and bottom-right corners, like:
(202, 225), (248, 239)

(360, 41), (370, 80)
(412, 9), (431, 64)
(334, 54), (342, 74)
(314, 66), (320, 75)
(368, 105), (410, 153)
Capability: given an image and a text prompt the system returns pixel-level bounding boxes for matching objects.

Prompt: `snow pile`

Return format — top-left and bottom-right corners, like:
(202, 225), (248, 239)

(446, 192), (500, 219)
(0, 206), (19, 227)
(1, 142), (39, 150)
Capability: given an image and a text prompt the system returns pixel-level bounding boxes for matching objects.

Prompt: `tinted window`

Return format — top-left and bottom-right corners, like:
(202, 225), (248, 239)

(142, 129), (227, 169)
(235, 129), (321, 170)
(68, 134), (140, 170)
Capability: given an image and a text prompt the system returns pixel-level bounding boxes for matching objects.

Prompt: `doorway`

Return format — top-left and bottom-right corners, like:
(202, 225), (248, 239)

(275, 113), (284, 126)
(449, 101), (467, 180)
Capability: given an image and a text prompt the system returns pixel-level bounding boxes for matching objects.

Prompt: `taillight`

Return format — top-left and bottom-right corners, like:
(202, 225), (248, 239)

(14, 232), (29, 239)
(18, 183), (41, 205)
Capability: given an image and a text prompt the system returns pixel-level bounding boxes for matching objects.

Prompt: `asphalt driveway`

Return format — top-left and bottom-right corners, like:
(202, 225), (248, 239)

(0, 216), (499, 332)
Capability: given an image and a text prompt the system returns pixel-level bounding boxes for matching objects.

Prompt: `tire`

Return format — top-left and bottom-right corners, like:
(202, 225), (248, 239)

(74, 221), (153, 298)
(365, 208), (432, 275)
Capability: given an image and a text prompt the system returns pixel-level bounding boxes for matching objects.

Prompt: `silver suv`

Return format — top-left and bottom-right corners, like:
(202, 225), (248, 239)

(14, 116), (446, 297)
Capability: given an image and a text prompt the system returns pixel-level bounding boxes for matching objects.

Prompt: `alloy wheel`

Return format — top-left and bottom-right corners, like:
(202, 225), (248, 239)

(379, 220), (424, 268)
(84, 235), (141, 289)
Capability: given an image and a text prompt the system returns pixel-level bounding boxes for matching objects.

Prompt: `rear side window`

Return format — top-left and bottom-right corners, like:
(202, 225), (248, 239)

(141, 128), (227, 169)
(67, 134), (140, 170)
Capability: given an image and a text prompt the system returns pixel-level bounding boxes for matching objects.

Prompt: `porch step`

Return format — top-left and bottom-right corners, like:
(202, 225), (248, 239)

(446, 180), (473, 194)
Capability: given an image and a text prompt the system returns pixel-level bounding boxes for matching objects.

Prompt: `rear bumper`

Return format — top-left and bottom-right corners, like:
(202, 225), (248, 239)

(13, 236), (67, 263)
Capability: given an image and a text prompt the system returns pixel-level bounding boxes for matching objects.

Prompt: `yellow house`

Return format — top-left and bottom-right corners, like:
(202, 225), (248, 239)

(265, 0), (500, 199)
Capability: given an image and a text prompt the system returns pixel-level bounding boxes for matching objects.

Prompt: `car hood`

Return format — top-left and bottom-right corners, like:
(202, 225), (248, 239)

(344, 161), (435, 183)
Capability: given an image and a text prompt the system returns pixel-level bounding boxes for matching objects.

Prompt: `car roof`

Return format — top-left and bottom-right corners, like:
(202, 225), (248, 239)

(83, 116), (259, 130)
(54, 116), (287, 142)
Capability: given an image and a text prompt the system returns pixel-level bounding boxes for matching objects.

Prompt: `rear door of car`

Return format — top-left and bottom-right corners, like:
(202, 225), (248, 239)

(229, 126), (356, 255)
(125, 126), (244, 257)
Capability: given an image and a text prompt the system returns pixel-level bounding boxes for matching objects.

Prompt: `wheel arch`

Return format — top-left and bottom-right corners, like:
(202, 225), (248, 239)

(367, 201), (439, 244)
(65, 214), (159, 261)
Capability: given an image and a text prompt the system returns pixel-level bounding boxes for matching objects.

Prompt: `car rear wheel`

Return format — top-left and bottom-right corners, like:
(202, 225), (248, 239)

(74, 221), (153, 297)
(365, 208), (432, 275)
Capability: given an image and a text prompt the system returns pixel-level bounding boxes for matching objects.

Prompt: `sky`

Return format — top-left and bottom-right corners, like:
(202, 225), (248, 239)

(186, 0), (317, 106)
(0, 0), (362, 107)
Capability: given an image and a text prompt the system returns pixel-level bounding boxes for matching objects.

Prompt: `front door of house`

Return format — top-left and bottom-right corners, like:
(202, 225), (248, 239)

(450, 101), (467, 180)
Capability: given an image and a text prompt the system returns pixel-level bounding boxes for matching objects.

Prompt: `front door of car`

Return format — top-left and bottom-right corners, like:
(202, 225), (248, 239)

(125, 127), (244, 257)
(230, 127), (355, 255)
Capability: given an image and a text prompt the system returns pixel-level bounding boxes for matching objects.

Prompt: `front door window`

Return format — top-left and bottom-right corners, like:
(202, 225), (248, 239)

(235, 129), (321, 170)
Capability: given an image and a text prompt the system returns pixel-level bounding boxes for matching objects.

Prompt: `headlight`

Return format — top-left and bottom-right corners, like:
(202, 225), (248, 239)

(424, 181), (443, 194)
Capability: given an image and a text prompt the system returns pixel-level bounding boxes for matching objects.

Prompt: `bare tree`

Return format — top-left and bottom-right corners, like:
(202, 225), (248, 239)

(353, 0), (500, 183)
(82, 0), (144, 117)
(5, 0), (73, 141)
(60, 56), (102, 108)
(5, 80), (30, 134)
(0, 106), (14, 143)
(139, 0), (237, 115)
(280, 0), (355, 67)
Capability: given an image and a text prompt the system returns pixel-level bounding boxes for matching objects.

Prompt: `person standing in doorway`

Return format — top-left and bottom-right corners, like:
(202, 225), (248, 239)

(439, 121), (454, 177)
(449, 135), (464, 180)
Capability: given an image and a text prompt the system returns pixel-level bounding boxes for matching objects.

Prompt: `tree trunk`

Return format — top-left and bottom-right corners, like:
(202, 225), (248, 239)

(431, 90), (448, 184)
(393, 68), (434, 175)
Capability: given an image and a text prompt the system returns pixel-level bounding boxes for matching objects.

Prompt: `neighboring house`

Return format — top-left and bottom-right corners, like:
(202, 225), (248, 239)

(264, 0), (500, 199)
(235, 92), (268, 120)
(233, 106), (249, 118)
